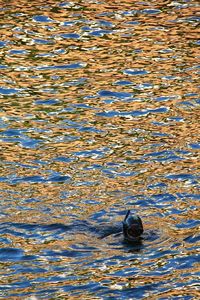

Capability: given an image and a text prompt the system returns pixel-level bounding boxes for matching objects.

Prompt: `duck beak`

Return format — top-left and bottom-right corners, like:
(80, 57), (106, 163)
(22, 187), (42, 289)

(124, 210), (131, 222)
(122, 210), (130, 237)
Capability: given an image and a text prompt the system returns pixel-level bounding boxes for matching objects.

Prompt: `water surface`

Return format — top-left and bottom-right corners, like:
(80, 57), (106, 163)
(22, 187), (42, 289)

(0, 0), (199, 299)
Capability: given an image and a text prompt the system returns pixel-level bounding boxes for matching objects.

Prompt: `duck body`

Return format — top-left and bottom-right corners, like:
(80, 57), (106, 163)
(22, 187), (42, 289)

(96, 210), (144, 243)
(67, 210), (144, 243)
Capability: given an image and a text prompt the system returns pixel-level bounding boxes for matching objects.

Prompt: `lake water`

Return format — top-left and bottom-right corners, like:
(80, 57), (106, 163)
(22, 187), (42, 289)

(0, 0), (199, 299)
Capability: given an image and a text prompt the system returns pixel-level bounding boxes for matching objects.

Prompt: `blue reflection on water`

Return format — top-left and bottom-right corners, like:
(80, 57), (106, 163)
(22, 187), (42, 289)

(99, 90), (133, 98)
(35, 63), (86, 70)
(0, 87), (21, 95)
(123, 69), (149, 76)
(33, 15), (54, 22)
(34, 99), (60, 105)
(0, 41), (7, 47)
(0, 248), (25, 261)
(60, 33), (80, 39)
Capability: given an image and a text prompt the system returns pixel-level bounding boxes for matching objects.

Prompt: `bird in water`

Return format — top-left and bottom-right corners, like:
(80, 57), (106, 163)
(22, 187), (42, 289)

(122, 210), (143, 242)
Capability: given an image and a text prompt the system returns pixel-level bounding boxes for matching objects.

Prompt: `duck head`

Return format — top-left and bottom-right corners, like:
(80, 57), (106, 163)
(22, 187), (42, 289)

(123, 210), (143, 242)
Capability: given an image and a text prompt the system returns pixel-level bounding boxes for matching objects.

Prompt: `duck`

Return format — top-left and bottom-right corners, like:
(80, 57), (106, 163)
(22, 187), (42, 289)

(122, 210), (143, 242)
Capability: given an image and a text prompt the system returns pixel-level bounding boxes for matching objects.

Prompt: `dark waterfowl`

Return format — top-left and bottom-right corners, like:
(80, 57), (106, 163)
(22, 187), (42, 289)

(95, 210), (144, 243)
(122, 210), (143, 242)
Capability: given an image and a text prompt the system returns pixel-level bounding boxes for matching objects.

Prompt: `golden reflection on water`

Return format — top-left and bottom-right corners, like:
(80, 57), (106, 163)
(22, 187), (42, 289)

(0, 0), (199, 298)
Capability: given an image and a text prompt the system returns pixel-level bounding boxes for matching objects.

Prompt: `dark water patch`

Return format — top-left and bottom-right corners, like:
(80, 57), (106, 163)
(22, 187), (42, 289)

(1, 219), (125, 240)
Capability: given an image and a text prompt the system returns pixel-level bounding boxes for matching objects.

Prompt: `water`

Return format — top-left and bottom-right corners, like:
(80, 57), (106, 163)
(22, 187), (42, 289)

(0, 0), (199, 299)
